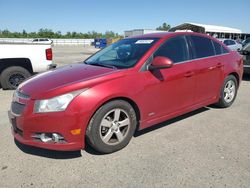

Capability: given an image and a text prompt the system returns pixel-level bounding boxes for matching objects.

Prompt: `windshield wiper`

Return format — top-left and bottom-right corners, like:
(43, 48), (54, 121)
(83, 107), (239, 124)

(85, 62), (117, 69)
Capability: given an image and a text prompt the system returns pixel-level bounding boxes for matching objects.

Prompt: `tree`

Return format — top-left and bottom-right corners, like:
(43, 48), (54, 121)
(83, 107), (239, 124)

(156, 22), (171, 31)
(0, 28), (123, 39)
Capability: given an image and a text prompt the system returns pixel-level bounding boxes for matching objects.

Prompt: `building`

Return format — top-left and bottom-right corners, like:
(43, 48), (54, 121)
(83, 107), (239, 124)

(124, 29), (165, 38)
(169, 22), (250, 40)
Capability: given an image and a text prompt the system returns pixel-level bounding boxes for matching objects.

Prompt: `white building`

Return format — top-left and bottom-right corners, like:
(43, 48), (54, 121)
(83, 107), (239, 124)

(169, 22), (249, 40)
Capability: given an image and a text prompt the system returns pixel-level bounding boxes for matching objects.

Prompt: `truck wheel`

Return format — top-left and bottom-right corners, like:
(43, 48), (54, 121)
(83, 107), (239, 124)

(86, 100), (137, 154)
(0, 66), (31, 90)
(215, 75), (238, 108)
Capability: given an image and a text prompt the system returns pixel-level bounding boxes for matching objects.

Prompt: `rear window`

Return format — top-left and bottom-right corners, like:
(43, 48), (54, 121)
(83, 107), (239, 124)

(190, 36), (215, 58)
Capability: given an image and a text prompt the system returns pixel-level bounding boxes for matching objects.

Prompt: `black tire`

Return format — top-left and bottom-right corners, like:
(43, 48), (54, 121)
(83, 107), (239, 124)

(86, 100), (137, 154)
(215, 75), (238, 108)
(0, 66), (31, 90)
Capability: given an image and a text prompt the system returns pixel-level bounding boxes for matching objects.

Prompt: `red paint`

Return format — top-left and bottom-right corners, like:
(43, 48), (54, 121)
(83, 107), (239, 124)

(9, 32), (243, 151)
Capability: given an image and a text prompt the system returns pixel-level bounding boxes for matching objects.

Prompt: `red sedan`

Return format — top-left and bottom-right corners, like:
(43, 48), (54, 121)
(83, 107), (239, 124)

(9, 32), (243, 153)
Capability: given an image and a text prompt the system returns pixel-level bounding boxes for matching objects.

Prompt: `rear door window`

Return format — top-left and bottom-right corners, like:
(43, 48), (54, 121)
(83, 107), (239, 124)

(154, 36), (189, 63)
(212, 41), (223, 55)
(213, 40), (229, 55)
(190, 36), (215, 58)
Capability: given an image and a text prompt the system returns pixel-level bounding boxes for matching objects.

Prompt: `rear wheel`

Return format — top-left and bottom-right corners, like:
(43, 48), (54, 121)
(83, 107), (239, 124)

(215, 75), (238, 108)
(0, 66), (31, 90)
(86, 100), (137, 154)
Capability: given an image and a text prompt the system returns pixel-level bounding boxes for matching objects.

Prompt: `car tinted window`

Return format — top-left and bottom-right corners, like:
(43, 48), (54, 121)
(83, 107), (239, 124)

(222, 45), (229, 53)
(230, 40), (236, 45)
(212, 40), (229, 55)
(224, 40), (235, 46)
(154, 36), (189, 63)
(190, 36), (215, 58)
(212, 41), (222, 55)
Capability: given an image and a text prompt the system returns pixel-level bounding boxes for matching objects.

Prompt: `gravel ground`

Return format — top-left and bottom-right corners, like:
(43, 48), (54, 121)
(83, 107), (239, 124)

(0, 46), (250, 188)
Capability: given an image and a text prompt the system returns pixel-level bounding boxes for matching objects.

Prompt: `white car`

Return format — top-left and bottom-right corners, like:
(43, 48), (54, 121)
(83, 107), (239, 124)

(218, 39), (242, 51)
(32, 38), (53, 45)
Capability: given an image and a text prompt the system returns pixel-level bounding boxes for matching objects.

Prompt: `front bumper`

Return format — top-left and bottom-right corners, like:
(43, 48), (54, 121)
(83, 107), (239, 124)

(8, 100), (86, 151)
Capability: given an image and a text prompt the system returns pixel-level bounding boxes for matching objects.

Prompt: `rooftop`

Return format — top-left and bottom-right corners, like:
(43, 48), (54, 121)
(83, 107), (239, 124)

(170, 22), (242, 34)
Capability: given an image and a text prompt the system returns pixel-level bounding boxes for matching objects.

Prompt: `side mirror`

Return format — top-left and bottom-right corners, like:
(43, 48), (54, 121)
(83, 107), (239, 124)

(148, 56), (173, 71)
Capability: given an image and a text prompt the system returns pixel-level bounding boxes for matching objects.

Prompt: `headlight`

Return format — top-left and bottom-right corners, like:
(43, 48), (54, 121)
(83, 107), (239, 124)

(34, 90), (84, 113)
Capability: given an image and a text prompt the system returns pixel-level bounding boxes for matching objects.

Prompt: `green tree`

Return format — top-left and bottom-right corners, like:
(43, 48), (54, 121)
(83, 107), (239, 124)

(156, 22), (171, 31)
(0, 28), (122, 39)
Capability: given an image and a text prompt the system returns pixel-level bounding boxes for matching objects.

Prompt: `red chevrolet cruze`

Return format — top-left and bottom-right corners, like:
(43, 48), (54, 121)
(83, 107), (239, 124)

(9, 32), (243, 153)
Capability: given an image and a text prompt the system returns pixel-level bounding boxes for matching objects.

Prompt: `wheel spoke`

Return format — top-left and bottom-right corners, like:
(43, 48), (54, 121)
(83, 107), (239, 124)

(114, 109), (121, 121)
(101, 119), (112, 128)
(102, 129), (113, 143)
(118, 118), (129, 128)
(115, 130), (124, 142)
(224, 88), (229, 93)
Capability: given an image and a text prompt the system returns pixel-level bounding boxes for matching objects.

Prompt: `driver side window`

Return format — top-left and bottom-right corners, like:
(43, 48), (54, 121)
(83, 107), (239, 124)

(154, 36), (189, 63)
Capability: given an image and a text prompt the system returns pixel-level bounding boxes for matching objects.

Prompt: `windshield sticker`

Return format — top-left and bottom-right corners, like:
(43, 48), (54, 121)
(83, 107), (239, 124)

(135, 40), (154, 44)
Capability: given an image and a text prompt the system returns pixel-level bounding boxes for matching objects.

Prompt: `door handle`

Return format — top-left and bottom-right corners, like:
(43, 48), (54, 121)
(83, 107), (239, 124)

(185, 71), (194, 77)
(216, 63), (223, 68)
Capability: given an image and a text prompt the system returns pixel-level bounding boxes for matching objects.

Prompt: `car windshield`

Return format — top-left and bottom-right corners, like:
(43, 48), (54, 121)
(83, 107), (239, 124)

(243, 43), (250, 52)
(85, 38), (159, 69)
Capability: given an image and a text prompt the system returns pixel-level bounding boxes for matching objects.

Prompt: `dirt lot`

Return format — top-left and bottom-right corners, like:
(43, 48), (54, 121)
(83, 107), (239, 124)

(0, 46), (250, 188)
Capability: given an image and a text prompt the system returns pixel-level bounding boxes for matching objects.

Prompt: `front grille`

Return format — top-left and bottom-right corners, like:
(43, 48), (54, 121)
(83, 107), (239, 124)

(11, 102), (25, 115)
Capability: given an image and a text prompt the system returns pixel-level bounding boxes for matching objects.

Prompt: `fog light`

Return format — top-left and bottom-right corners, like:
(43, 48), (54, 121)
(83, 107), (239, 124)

(40, 133), (53, 143)
(32, 133), (65, 143)
(52, 133), (64, 142)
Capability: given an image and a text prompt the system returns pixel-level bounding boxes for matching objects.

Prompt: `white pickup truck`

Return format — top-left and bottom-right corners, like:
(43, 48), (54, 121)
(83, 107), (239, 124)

(0, 43), (56, 89)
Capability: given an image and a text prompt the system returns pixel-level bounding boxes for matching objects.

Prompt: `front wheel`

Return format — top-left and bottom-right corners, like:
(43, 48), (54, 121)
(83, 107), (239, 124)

(86, 100), (137, 154)
(215, 75), (238, 108)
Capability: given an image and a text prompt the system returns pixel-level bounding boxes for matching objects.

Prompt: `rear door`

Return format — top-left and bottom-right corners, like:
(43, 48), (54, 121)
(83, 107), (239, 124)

(188, 35), (223, 104)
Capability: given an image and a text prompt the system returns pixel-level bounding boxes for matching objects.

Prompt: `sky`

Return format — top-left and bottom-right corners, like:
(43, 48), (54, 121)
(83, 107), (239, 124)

(0, 0), (250, 34)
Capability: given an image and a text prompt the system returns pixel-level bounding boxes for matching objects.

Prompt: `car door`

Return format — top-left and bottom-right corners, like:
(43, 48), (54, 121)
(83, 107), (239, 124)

(188, 35), (223, 104)
(139, 36), (196, 124)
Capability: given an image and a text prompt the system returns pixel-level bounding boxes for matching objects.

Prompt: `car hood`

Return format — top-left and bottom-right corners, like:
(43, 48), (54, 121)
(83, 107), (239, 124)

(19, 63), (120, 99)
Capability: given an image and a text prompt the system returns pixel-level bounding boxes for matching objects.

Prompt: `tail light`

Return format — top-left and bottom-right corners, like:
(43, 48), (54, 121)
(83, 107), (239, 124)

(46, 48), (53, 60)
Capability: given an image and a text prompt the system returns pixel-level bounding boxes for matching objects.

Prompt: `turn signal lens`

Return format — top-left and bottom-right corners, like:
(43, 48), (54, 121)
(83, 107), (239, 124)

(70, 129), (81, 135)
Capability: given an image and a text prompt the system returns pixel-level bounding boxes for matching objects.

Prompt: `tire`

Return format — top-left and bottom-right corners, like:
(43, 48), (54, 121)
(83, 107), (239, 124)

(0, 66), (31, 90)
(215, 75), (238, 108)
(86, 100), (137, 154)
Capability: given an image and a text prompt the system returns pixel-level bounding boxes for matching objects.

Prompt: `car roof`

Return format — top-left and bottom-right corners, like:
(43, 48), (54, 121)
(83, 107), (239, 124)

(128, 32), (216, 40)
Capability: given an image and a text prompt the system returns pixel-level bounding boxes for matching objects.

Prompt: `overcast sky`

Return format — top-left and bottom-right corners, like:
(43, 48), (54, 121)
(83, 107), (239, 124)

(0, 0), (249, 34)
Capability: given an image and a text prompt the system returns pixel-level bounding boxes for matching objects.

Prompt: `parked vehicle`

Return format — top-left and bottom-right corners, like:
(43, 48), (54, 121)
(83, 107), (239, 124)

(32, 38), (53, 45)
(8, 32), (243, 154)
(94, 38), (107, 48)
(0, 43), (56, 89)
(240, 43), (250, 74)
(242, 37), (250, 47)
(218, 38), (242, 51)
